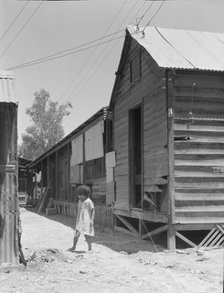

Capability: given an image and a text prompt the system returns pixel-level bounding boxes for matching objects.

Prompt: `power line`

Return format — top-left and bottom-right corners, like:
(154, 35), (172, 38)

(143, 0), (166, 32)
(63, 0), (140, 106)
(0, 1), (45, 59)
(136, 0), (155, 28)
(58, 0), (129, 103)
(6, 29), (124, 70)
(0, 0), (31, 43)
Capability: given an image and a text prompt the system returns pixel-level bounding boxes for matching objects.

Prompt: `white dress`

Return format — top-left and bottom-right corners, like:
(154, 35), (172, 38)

(75, 198), (94, 236)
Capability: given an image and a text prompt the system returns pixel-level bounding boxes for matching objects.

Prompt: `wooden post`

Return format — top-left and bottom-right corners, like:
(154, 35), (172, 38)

(166, 69), (176, 249)
(167, 225), (176, 250)
(82, 132), (86, 184)
(40, 160), (43, 196)
(55, 150), (59, 200)
(67, 144), (70, 201)
(47, 156), (50, 189)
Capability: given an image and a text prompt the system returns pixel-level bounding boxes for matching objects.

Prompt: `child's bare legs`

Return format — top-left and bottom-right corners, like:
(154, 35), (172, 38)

(68, 230), (80, 251)
(84, 234), (93, 251)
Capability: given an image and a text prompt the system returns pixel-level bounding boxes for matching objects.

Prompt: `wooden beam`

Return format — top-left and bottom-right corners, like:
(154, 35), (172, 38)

(175, 223), (214, 231)
(82, 133), (86, 183)
(56, 150), (59, 200)
(167, 225), (176, 250)
(176, 231), (197, 247)
(113, 208), (168, 223)
(115, 214), (140, 238)
(67, 144), (70, 201)
(166, 70), (175, 224)
(114, 226), (137, 237)
(142, 224), (169, 239)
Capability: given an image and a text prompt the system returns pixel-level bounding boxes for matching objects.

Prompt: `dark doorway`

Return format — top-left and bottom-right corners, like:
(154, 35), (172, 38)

(129, 106), (142, 208)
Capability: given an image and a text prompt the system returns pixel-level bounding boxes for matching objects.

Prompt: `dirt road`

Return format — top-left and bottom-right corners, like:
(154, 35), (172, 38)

(0, 208), (223, 293)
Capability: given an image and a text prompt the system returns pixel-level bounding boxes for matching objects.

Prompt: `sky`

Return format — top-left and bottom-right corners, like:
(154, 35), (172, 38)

(0, 0), (224, 144)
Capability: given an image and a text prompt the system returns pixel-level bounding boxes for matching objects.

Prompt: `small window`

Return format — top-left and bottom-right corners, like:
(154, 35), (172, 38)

(86, 157), (105, 179)
(130, 54), (141, 83)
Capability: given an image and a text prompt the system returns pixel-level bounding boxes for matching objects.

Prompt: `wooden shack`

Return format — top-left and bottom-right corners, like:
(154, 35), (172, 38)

(109, 26), (224, 249)
(29, 107), (114, 227)
(0, 71), (19, 265)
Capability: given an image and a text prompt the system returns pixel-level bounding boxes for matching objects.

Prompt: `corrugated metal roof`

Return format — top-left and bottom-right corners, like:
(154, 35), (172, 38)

(0, 70), (16, 103)
(127, 26), (224, 72)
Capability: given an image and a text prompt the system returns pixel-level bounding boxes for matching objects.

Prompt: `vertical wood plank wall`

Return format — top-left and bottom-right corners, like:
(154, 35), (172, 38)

(173, 72), (224, 224)
(113, 37), (169, 212)
(0, 103), (19, 265)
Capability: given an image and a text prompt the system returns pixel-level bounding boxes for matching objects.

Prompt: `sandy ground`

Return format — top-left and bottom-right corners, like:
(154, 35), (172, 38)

(0, 208), (223, 293)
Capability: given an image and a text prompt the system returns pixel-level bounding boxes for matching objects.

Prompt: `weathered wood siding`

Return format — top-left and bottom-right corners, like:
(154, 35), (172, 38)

(86, 177), (106, 204)
(173, 72), (224, 224)
(113, 37), (168, 212)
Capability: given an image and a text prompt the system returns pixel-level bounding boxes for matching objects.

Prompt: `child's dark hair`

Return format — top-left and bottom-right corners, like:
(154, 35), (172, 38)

(77, 185), (91, 197)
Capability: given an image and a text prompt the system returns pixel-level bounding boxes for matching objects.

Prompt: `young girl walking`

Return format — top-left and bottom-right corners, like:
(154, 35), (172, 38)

(68, 185), (95, 252)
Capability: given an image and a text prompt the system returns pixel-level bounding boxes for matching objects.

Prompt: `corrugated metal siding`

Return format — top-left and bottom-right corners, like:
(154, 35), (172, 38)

(0, 102), (19, 265)
(127, 26), (224, 72)
(0, 71), (16, 103)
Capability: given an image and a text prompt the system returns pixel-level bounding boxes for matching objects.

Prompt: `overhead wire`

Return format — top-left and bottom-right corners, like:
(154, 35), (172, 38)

(58, 0), (129, 103)
(6, 29), (124, 70)
(0, 0), (31, 43)
(63, 0), (155, 107)
(142, 0), (166, 33)
(62, 0), (150, 129)
(63, 0), (140, 108)
(47, 1), (129, 137)
(0, 0), (46, 59)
